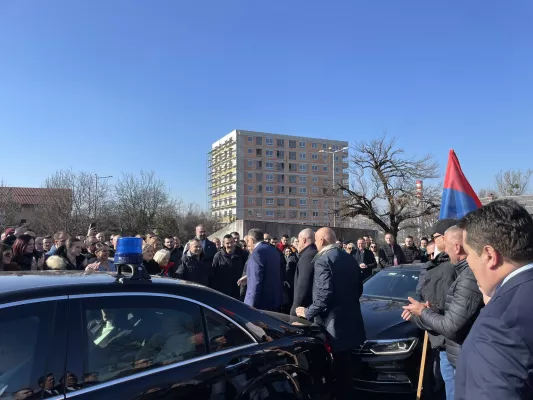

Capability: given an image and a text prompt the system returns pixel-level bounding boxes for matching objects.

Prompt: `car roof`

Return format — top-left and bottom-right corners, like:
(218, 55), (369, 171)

(0, 271), (214, 303)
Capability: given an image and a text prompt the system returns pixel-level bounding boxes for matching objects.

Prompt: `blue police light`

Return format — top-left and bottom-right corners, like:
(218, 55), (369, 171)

(114, 237), (143, 265)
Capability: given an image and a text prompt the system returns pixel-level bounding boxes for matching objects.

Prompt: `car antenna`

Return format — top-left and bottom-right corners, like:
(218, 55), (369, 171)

(113, 237), (152, 284)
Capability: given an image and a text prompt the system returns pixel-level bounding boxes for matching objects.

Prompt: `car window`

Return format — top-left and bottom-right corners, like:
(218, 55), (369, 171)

(79, 296), (206, 387)
(204, 308), (254, 352)
(363, 269), (420, 300)
(0, 301), (62, 400)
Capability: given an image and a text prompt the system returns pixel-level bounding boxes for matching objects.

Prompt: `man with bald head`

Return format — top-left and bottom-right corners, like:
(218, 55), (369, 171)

(295, 227), (365, 400)
(290, 228), (318, 316)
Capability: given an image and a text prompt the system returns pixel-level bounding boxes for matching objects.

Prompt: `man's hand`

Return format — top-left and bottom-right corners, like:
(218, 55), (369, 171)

(295, 307), (306, 319)
(85, 262), (100, 272)
(237, 276), (247, 286)
(360, 263), (367, 269)
(401, 309), (412, 321)
(402, 297), (429, 317)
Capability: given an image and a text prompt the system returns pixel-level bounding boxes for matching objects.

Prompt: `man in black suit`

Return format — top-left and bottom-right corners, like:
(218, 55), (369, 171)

(454, 200), (533, 400)
(353, 238), (377, 281)
(195, 225), (217, 264)
(296, 227), (366, 400)
(290, 228), (318, 316)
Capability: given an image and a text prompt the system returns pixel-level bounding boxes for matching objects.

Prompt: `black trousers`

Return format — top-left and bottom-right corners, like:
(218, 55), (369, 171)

(333, 350), (357, 400)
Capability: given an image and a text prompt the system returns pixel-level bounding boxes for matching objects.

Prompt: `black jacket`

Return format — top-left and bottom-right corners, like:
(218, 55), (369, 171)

(414, 252), (457, 349)
(305, 246), (366, 353)
(143, 259), (161, 275)
(352, 248), (377, 281)
(168, 246), (184, 267)
(402, 246), (421, 264)
(290, 244), (318, 316)
(378, 243), (406, 266)
(177, 252), (213, 287)
(198, 238), (217, 264)
(212, 247), (247, 300)
(419, 259), (483, 367)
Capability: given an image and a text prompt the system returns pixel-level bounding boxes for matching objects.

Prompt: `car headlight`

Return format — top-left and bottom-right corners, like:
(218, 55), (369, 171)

(362, 338), (418, 355)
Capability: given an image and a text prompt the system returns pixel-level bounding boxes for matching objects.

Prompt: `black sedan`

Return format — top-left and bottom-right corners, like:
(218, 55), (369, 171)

(353, 265), (427, 395)
(0, 270), (334, 400)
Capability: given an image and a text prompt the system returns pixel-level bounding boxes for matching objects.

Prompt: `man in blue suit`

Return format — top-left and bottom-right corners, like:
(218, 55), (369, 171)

(455, 199), (533, 400)
(244, 228), (283, 311)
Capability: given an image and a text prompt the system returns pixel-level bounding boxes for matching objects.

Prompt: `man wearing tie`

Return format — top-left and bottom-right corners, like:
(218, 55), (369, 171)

(353, 238), (377, 281)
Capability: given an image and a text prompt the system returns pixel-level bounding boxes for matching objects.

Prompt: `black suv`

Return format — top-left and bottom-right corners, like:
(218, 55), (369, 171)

(0, 270), (334, 400)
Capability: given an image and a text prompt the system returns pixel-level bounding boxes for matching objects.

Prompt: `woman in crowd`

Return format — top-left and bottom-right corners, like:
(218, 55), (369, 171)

(57, 238), (87, 270)
(148, 236), (163, 253)
(0, 243), (21, 271)
(153, 249), (175, 277)
(369, 243), (384, 273)
(142, 243), (161, 275)
(85, 243), (116, 272)
(284, 247), (298, 307)
(11, 234), (41, 270)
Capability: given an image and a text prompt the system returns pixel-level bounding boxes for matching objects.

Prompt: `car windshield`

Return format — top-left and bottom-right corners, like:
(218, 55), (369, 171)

(363, 268), (420, 300)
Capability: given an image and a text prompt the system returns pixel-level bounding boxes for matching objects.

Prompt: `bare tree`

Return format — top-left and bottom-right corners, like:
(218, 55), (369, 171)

(0, 181), (21, 229)
(338, 135), (441, 237)
(495, 169), (533, 197)
(477, 188), (497, 200)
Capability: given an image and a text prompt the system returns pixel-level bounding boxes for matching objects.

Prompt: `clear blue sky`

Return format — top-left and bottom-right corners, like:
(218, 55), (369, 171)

(1, 0), (532, 207)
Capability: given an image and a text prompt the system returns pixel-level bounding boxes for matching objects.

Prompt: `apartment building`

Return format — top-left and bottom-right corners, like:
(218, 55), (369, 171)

(208, 130), (349, 224)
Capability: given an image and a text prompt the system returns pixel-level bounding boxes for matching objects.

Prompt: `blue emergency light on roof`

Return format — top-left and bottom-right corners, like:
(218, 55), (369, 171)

(114, 237), (143, 265)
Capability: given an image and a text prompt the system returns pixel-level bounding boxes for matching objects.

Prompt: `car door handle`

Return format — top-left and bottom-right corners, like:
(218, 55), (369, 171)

(226, 357), (251, 371)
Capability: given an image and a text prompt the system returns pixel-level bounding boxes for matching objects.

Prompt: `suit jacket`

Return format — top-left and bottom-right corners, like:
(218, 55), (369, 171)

(305, 246), (366, 353)
(290, 244), (318, 316)
(244, 242), (283, 311)
(455, 266), (533, 400)
(378, 243), (406, 266)
(352, 248), (377, 281)
(199, 238), (218, 264)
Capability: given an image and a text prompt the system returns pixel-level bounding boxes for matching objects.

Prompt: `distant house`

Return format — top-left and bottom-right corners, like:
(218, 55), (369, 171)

(0, 187), (72, 226)
(480, 194), (533, 215)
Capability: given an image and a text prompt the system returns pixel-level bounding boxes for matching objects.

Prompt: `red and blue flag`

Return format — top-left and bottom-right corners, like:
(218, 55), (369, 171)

(440, 150), (482, 219)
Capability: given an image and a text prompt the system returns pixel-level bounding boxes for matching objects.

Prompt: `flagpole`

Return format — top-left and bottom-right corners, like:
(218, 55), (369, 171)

(416, 332), (429, 399)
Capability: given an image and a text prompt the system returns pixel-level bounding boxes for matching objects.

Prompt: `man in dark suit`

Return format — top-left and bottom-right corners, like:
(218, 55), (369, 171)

(379, 232), (407, 266)
(296, 227), (366, 400)
(353, 238), (377, 281)
(454, 199), (533, 400)
(290, 228), (318, 316)
(244, 228), (283, 311)
(195, 224), (217, 264)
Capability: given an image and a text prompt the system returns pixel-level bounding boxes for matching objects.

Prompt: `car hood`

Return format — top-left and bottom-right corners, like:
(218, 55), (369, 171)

(360, 296), (420, 340)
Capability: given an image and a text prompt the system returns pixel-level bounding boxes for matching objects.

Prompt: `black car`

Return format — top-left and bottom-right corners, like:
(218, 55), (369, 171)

(0, 270), (334, 400)
(353, 265), (426, 395)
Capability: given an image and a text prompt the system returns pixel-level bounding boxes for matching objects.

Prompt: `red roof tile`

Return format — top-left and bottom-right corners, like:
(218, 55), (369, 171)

(0, 187), (72, 205)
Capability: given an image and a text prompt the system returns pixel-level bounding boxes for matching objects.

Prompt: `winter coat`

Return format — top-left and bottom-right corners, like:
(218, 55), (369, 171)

(212, 247), (247, 299)
(177, 251), (213, 287)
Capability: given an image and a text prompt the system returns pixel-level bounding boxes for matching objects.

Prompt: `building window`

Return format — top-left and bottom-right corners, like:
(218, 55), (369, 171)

(266, 150), (274, 157)
(289, 151), (296, 160)
(312, 176), (319, 183)
(256, 149), (262, 156)
(323, 166), (328, 172)
(256, 173), (262, 181)
(322, 154), (328, 161)
(266, 210), (274, 217)
(299, 187), (307, 194)
(257, 184), (262, 192)
(322, 143), (327, 149)
(299, 153), (306, 160)
(300, 211), (308, 218)
(300, 176), (307, 183)
(248, 185), (253, 191)
(335, 167), (340, 173)
(289, 199), (297, 207)
(313, 199), (319, 206)
(289, 175), (297, 183)
(312, 153), (318, 160)
(289, 163), (297, 171)
(248, 136), (253, 142)
(256, 198), (262, 206)
(266, 161), (274, 170)
(266, 198), (274, 205)
(277, 198), (285, 207)
(256, 160), (262, 169)
(300, 199), (307, 206)
(289, 210), (297, 218)
(248, 148), (253, 154)
(289, 140), (296, 148)
(266, 173), (274, 181)
(277, 150), (284, 158)
(247, 172), (253, 179)
(312, 165), (318, 172)
(289, 187), (296, 195)
(256, 137), (263, 145)
(298, 141), (306, 148)
(248, 197), (254, 204)
(312, 211), (319, 217)
(312, 187), (319, 194)
(277, 186), (285, 194)
(312, 143), (318, 149)
(299, 164), (308, 172)
(266, 185), (274, 193)
(248, 210), (253, 216)
(266, 137), (274, 146)
(247, 160), (253, 167)
(277, 174), (285, 182)
(277, 139), (285, 147)
(333, 145), (339, 150)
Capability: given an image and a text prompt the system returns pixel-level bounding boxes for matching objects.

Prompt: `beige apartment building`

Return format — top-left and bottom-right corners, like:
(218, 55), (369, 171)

(208, 130), (349, 224)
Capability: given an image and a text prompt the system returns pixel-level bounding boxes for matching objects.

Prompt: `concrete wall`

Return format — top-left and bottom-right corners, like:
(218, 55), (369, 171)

(209, 219), (377, 243)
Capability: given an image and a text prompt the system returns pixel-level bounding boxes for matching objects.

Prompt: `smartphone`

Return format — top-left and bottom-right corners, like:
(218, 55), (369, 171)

(89, 222), (97, 229)
(20, 219), (27, 226)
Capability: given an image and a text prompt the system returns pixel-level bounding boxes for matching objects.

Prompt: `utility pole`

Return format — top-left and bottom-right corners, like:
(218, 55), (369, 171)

(319, 146), (348, 228)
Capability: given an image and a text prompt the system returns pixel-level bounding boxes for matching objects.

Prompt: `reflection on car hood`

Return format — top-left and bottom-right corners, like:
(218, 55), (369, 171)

(360, 296), (420, 340)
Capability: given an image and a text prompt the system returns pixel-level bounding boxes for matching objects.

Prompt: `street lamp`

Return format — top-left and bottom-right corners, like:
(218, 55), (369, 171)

(319, 146), (348, 227)
(95, 174), (113, 221)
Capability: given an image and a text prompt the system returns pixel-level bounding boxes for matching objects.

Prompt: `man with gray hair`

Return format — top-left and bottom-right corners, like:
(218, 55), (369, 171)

(290, 228), (318, 316)
(244, 229), (283, 311)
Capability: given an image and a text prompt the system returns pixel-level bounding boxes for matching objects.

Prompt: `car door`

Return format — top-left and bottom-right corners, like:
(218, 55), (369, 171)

(0, 297), (68, 400)
(64, 292), (263, 399)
